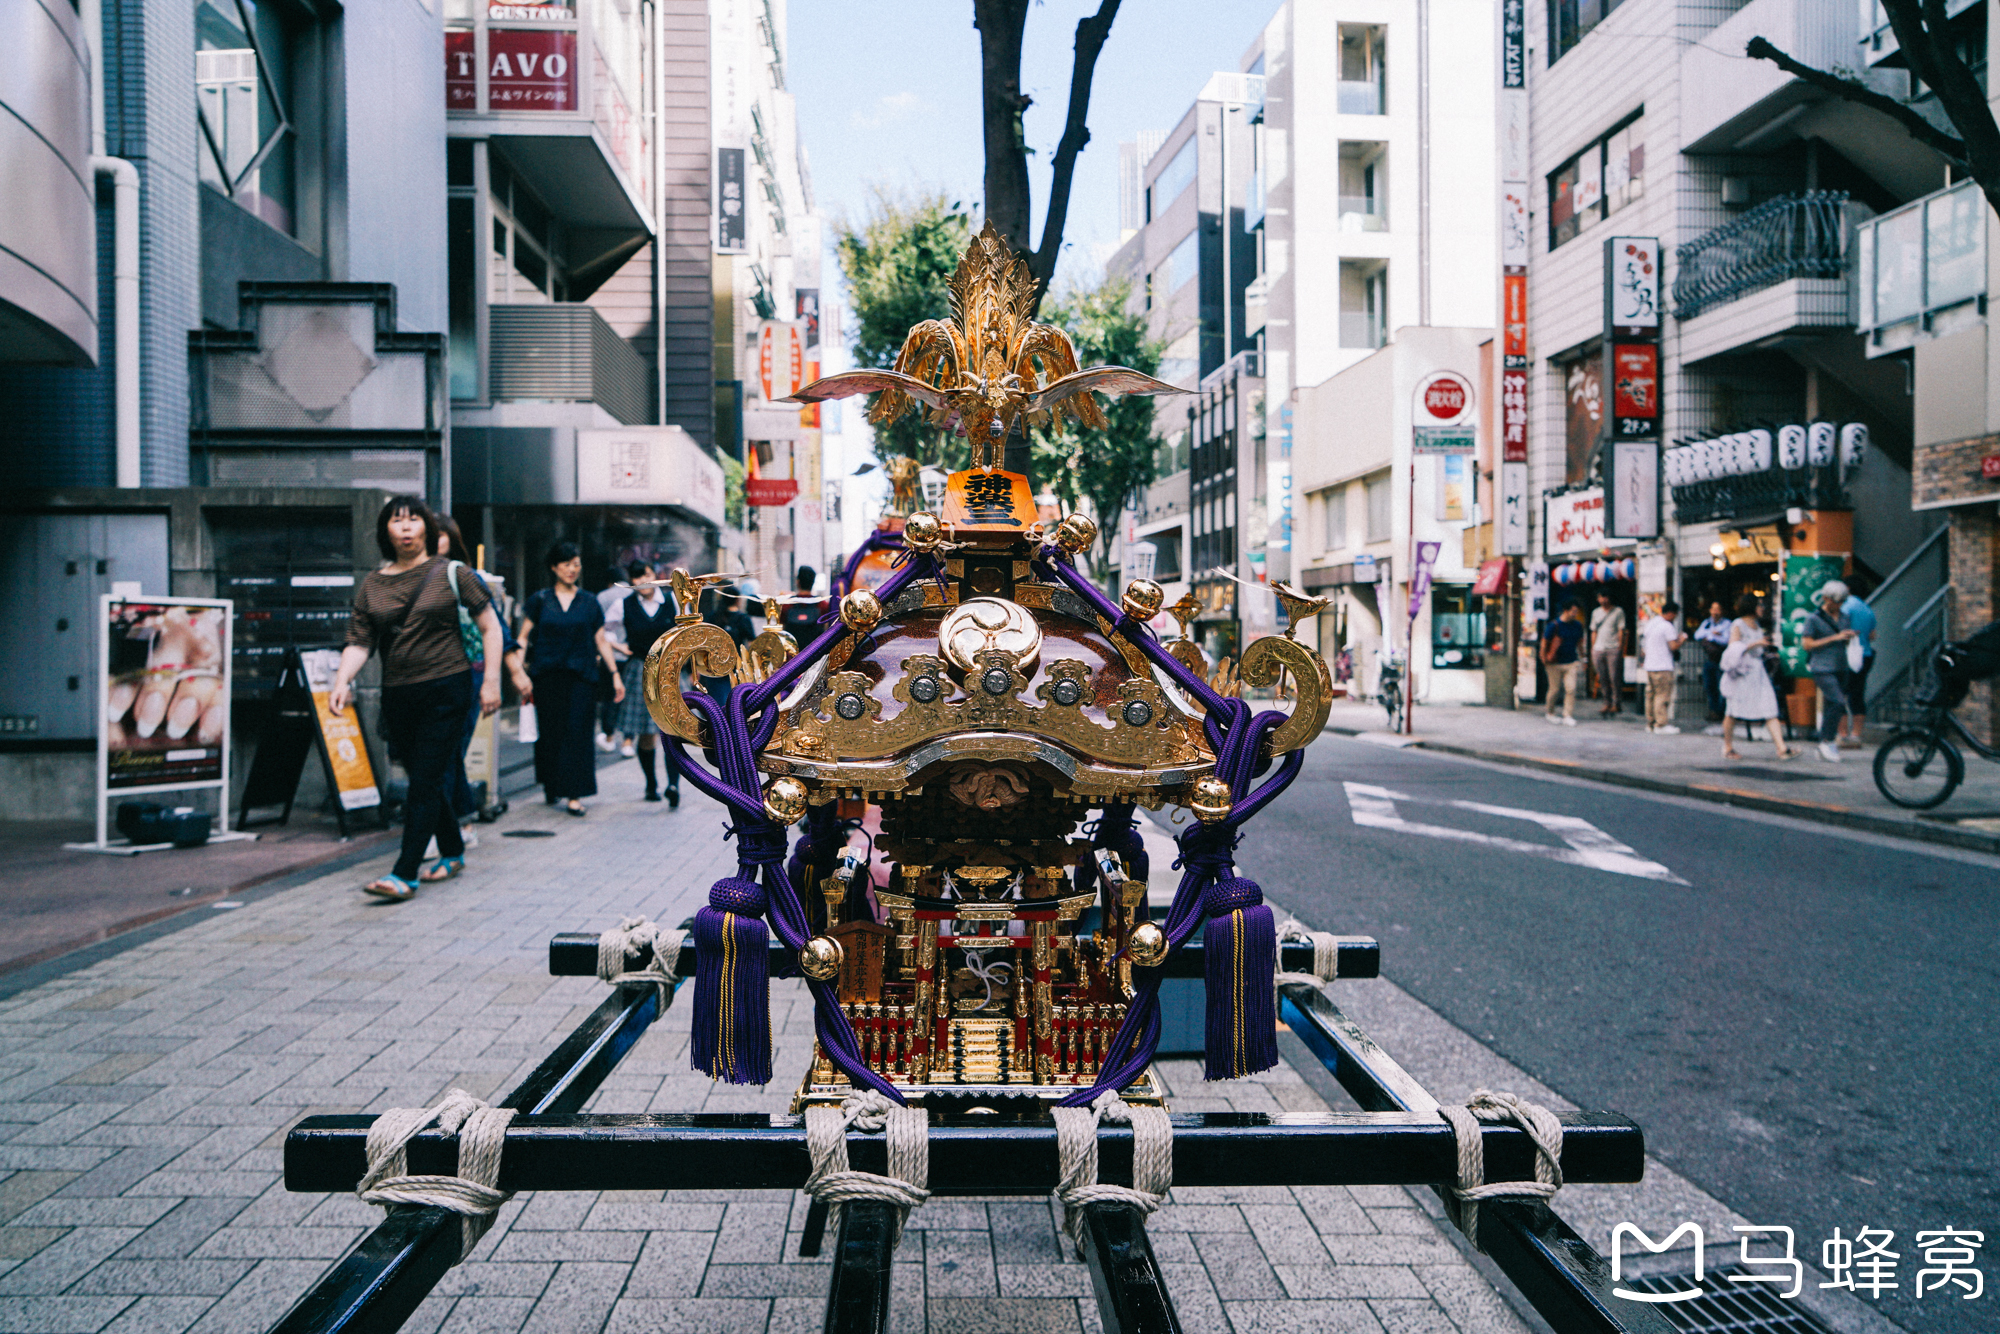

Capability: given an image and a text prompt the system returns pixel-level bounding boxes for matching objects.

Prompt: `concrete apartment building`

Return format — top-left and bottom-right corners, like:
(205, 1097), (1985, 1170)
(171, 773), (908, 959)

(1111, 0), (1497, 699)
(1513, 0), (1976, 725)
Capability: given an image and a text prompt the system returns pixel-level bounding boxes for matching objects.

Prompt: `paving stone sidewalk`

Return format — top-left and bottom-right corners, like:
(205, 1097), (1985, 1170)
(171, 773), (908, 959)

(0, 759), (1531, 1334)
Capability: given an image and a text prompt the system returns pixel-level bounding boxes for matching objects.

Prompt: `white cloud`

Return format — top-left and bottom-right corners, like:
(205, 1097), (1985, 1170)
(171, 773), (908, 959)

(851, 90), (924, 130)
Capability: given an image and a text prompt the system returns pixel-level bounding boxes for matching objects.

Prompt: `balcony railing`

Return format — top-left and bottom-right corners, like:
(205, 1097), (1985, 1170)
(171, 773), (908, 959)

(1855, 178), (1986, 353)
(1671, 191), (1851, 320)
(1338, 80), (1383, 115)
(489, 304), (649, 425)
(1338, 195), (1386, 232)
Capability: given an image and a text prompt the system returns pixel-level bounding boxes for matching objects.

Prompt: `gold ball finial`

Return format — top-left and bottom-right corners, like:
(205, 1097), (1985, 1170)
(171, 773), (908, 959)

(763, 776), (809, 826)
(903, 512), (945, 551)
(799, 934), (844, 981)
(839, 589), (883, 634)
(1127, 921), (1168, 968)
(1121, 579), (1165, 621)
(1190, 775), (1234, 824)
(1053, 513), (1098, 554)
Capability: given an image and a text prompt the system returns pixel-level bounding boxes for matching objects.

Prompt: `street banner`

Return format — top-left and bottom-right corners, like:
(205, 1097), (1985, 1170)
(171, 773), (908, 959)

(1409, 541), (1441, 620)
(300, 648), (381, 811)
(104, 598), (230, 792)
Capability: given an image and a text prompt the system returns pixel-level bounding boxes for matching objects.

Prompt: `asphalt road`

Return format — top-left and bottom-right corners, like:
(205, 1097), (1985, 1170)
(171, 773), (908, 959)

(1240, 736), (1999, 1334)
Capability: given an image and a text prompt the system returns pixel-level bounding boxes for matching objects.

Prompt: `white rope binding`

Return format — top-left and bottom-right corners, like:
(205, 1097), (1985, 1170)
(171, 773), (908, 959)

(803, 1090), (931, 1244)
(1275, 918), (1341, 989)
(597, 916), (685, 1004)
(1437, 1088), (1564, 1251)
(1051, 1089), (1173, 1257)
(356, 1088), (517, 1262)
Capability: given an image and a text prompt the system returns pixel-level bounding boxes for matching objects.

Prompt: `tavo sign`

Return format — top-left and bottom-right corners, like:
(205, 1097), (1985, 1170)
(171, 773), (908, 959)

(1416, 371), (1474, 425)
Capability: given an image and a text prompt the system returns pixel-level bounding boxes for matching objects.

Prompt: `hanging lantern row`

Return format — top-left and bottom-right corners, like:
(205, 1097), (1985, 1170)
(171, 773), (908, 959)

(1551, 557), (1636, 585)
(1663, 423), (1867, 489)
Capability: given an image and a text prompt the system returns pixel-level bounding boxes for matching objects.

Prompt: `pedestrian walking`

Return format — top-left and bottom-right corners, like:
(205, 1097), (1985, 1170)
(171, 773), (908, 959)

(1541, 602), (1587, 726)
(610, 564), (681, 806)
(1800, 580), (1859, 764)
(519, 541), (625, 816)
(1641, 601), (1686, 734)
(700, 588), (756, 705)
(327, 496), (504, 901)
(1590, 589), (1627, 715)
(601, 561), (652, 756)
(1720, 595), (1796, 761)
(596, 567), (634, 752)
(1693, 600), (1732, 720)
(434, 514), (529, 831)
(778, 565), (827, 643)
(1837, 586), (1876, 747)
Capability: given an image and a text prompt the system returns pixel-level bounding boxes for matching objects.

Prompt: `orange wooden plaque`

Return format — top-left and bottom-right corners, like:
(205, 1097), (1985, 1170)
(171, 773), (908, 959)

(940, 469), (1034, 538)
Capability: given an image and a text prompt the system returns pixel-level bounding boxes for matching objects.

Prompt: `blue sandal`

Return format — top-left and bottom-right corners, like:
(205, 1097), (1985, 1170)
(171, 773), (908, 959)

(421, 856), (465, 883)
(363, 873), (420, 901)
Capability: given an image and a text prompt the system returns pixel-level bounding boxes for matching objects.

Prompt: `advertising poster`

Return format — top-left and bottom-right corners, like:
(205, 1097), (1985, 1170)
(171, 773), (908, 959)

(104, 599), (230, 791)
(301, 649), (381, 810)
(1778, 554), (1846, 675)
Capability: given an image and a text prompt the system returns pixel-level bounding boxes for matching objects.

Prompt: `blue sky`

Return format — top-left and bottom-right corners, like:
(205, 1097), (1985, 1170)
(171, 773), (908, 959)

(789, 0), (1277, 294)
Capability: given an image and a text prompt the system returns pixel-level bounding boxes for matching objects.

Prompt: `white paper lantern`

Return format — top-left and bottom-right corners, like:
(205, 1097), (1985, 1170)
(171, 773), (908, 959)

(1727, 432), (1752, 475)
(1746, 428), (1773, 473)
(1808, 421), (1836, 467)
(1777, 424), (1807, 470)
(1840, 423), (1869, 476)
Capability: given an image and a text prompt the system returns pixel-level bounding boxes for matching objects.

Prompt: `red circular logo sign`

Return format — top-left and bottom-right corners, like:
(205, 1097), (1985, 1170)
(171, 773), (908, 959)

(1421, 375), (1470, 421)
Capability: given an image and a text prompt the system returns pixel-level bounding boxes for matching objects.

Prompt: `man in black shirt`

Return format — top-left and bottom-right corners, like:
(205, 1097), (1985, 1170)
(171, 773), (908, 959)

(1541, 602), (1587, 726)
(778, 566), (827, 644)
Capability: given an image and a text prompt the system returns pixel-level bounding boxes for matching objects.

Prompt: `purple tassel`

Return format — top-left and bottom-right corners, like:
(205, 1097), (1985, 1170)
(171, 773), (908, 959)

(691, 876), (772, 1084)
(1202, 876), (1278, 1080)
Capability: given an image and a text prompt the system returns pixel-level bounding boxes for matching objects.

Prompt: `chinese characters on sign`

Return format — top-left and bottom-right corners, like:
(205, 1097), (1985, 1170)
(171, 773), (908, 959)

(1611, 1221), (1984, 1306)
(717, 148), (746, 251)
(1543, 487), (1635, 556)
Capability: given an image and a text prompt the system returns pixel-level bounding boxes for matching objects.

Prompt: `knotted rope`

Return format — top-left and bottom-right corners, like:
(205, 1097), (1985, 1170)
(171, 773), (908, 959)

(803, 1090), (931, 1244)
(596, 916), (686, 1006)
(1437, 1089), (1564, 1250)
(1051, 1090), (1174, 1257)
(356, 1089), (516, 1262)
(1275, 918), (1342, 989)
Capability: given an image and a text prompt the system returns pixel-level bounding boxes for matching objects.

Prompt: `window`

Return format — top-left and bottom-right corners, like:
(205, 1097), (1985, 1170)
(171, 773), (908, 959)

(1338, 143), (1387, 232)
(1338, 25), (1386, 114)
(1431, 587), (1486, 670)
(489, 158), (566, 304)
(1162, 231), (1199, 293)
(1340, 259), (1388, 349)
(1548, 113), (1643, 250)
(1148, 530), (1184, 581)
(1158, 329), (1199, 385)
(197, 0), (300, 235)
(1549, 0), (1625, 64)
(1365, 472), (1392, 540)
(1147, 139), (1196, 221)
(1323, 486), (1348, 552)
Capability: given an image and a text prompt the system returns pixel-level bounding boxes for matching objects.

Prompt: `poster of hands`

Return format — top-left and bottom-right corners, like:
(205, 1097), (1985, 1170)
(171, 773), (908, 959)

(103, 599), (231, 790)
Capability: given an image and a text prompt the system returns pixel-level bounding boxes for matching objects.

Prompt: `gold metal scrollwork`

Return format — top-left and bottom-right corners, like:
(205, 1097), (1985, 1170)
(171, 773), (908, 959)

(1238, 635), (1333, 754)
(643, 622), (739, 743)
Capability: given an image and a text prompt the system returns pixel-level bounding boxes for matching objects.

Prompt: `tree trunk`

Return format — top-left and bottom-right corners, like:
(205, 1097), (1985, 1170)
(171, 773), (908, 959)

(974, 0), (1034, 257)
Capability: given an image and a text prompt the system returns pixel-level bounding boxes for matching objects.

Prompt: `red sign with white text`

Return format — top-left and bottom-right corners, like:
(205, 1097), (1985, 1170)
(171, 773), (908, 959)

(487, 29), (577, 111)
(1421, 373), (1472, 421)
(1983, 455), (2000, 480)
(746, 478), (801, 507)
(445, 29), (476, 109)
(1611, 343), (1658, 428)
(1503, 273), (1527, 359)
(1502, 368), (1529, 463)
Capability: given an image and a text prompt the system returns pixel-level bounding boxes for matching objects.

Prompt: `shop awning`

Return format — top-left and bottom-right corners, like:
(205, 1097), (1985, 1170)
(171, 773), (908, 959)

(1471, 558), (1509, 596)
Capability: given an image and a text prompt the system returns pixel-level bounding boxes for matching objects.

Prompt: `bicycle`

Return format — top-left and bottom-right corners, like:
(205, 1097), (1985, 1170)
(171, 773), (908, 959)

(1872, 639), (2000, 809)
(1377, 653), (1405, 733)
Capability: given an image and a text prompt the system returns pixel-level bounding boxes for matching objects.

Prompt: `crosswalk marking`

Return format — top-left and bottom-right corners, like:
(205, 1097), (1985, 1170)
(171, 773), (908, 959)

(1342, 782), (1687, 883)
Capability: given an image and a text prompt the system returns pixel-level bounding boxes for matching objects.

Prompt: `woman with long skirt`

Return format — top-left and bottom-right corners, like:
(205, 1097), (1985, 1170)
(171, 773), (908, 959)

(518, 541), (624, 815)
(1720, 594), (1797, 762)
(327, 497), (505, 900)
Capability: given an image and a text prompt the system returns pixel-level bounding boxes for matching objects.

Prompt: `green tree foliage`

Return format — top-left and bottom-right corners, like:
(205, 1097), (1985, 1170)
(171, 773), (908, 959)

(834, 189), (971, 465)
(1032, 274), (1165, 562)
(720, 451), (746, 528)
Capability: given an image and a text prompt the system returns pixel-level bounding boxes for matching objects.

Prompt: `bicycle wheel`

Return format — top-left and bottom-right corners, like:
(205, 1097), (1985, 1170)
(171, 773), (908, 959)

(1872, 730), (1964, 809)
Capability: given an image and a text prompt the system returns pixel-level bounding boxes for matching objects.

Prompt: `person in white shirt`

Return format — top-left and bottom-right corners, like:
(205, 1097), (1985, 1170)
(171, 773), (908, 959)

(1589, 590), (1627, 715)
(597, 563), (639, 752)
(1640, 601), (1687, 734)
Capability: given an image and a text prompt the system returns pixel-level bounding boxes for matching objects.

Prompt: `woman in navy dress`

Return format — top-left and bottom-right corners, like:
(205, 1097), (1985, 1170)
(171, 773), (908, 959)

(518, 541), (624, 815)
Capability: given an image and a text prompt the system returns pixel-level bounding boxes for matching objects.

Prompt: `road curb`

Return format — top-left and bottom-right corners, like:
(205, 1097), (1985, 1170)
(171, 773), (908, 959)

(1327, 726), (2000, 857)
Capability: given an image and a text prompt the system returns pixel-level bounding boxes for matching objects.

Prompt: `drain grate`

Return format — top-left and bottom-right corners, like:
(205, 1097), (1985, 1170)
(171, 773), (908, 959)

(501, 829), (557, 838)
(1618, 1269), (1835, 1334)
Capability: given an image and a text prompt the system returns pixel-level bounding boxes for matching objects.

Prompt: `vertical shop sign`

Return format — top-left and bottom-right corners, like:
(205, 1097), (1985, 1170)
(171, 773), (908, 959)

(796, 291), (821, 428)
(1270, 403), (1293, 552)
(445, 29), (477, 109)
(1498, 0), (1529, 556)
(1603, 237), (1660, 538)
(717, 148), (746, 251)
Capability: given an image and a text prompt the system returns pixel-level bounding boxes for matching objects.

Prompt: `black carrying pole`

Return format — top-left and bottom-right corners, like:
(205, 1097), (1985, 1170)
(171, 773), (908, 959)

(1080, 1202), (1182, 1334)
(268, 982), (665, 1334)
(823, 1201), (898, 1334)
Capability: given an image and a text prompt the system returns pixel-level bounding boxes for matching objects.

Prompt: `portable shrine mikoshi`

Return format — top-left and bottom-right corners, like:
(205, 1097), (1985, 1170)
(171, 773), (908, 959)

(273, 225), (1672, 1334)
